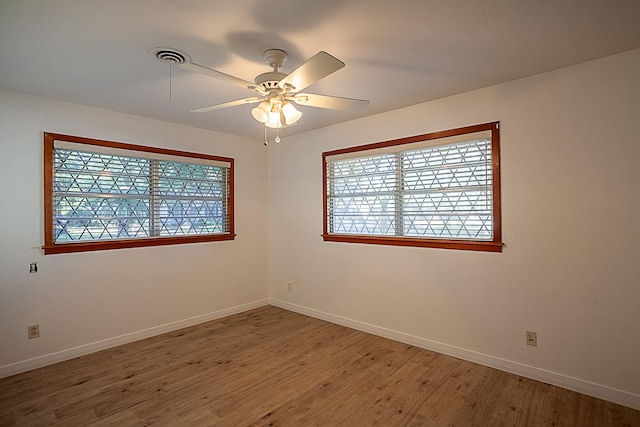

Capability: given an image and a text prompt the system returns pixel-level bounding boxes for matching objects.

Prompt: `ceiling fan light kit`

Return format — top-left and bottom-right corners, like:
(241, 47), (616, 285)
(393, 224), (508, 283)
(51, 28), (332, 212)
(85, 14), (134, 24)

(250, 96), (301, 129)
(153, 47), (369, 144)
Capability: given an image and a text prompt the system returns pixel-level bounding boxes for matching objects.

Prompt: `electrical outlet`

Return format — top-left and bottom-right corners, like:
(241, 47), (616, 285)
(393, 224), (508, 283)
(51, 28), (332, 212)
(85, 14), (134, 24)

(287, 282), (293, 292)
(526, 331), (537, 347)
(28, 324), (40, 339)
(29, 262), (38, 273)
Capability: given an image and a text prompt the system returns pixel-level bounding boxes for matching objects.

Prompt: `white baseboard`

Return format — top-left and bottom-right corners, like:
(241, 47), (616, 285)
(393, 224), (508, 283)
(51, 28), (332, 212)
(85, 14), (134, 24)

(0, 299), (269, 379)
(270, 298), (640, 411)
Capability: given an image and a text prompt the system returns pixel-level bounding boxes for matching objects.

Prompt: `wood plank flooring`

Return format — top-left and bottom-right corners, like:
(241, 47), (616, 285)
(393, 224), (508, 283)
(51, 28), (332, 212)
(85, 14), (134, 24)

(1, 306), (638, 426)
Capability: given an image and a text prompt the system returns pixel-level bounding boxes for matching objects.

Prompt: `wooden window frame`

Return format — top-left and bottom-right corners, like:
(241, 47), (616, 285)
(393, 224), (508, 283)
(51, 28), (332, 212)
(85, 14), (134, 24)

(322, 122), (502, 252)
(43, 133), (235, 255)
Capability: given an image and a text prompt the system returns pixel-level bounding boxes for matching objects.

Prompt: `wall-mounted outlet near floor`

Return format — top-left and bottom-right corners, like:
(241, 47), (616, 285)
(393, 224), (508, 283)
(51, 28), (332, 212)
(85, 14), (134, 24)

(28, 324), (40, 339)
(526, 330), (537, 347)
(29, 262), (38, 273)
(287, 282), (293, 292)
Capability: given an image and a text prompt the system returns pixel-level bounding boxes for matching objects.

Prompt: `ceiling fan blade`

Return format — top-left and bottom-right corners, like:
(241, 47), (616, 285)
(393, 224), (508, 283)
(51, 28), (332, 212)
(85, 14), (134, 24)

(191, 97), (262, 113)
(290, 93), (369, 111)
(178, 62), (263, 94)
(279, 51), (345, 92)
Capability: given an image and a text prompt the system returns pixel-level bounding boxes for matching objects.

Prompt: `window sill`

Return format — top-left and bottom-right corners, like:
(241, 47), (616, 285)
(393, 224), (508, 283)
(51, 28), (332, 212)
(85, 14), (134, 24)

(322, 234), (503, 252)
(43, 234), (236, 255)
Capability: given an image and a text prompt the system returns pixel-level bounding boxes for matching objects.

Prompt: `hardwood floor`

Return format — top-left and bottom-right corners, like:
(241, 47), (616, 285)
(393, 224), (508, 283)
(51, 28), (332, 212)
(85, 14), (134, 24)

(1, 306), (638, 426)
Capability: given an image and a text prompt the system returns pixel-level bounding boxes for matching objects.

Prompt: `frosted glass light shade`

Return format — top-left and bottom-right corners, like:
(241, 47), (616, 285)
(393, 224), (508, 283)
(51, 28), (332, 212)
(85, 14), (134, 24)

(265, 111), (283, 128)
(282, 102), (302, 125)
(251, 101), (271, 123)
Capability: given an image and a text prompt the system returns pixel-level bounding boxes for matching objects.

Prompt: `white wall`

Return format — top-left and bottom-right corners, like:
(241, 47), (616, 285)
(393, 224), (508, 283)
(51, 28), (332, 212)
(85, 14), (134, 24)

(0, 89), (269, 375)
(2, 49), (639, 410)
(268, 49), (640, 409)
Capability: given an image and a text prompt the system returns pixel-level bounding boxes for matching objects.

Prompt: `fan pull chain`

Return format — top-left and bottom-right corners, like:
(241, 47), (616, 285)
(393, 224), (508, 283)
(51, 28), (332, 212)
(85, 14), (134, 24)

(169, 63), (173, 101)
(264, 124), (268, 146)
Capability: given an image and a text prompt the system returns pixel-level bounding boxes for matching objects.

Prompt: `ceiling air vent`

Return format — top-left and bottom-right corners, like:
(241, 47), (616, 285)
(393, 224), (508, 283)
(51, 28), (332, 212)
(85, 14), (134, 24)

(151, 48), (190, 64)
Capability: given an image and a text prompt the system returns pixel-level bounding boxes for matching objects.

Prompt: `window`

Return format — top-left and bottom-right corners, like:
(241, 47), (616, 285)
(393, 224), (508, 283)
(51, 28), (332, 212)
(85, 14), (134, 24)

(322, 122), (502, 252)
(43, 133), (234, 254)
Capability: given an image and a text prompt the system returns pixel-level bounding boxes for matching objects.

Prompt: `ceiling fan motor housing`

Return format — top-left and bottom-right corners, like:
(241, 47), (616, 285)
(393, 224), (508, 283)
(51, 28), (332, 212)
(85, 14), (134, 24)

(255, 49), (290, 92)
(254, 71), (287, 91)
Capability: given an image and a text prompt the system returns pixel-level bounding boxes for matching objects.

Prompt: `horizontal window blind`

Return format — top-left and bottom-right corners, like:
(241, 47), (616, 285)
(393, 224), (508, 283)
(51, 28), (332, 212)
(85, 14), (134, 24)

(45, 133), (234, 252)
(323, 122), (501, 251)
(54, 140), (231, 168)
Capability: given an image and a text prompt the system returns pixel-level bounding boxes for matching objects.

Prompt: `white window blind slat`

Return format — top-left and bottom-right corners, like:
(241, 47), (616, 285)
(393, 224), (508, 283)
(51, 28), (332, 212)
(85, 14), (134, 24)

(326, 133), (494, 241)
(52, 145), (230, 243)
(54, 140), (231, 168)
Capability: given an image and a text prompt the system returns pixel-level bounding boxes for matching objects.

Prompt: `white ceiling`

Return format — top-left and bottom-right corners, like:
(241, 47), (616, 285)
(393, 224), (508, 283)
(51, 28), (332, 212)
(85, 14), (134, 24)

(1, 1), (639, 141)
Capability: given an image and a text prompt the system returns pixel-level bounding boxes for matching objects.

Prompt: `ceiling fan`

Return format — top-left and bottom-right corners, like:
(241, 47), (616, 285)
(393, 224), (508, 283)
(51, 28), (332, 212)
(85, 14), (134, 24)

(153, 48), (368, 138)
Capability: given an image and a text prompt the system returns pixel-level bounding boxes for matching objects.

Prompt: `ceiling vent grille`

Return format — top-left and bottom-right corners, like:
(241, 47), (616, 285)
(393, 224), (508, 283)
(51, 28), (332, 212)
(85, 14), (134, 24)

(151, 48), (190, 64)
